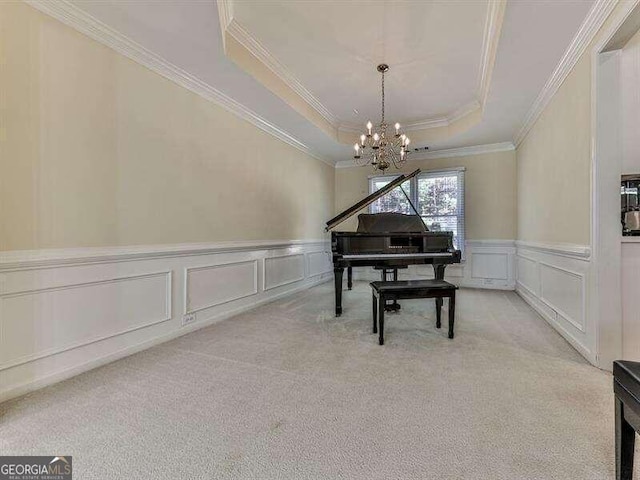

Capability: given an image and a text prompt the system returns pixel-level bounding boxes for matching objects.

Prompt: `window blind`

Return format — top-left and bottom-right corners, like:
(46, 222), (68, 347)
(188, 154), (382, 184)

(368, 167), (466, 257)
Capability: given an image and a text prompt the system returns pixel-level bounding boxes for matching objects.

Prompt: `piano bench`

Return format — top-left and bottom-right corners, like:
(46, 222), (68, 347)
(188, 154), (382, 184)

(370, 280), (458, 345)
(614, 360), (640, 480)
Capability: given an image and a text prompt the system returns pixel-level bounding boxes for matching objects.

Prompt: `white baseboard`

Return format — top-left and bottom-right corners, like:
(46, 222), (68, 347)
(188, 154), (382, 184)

(0, 240), (332, 403)
(515, 241), (595, 364)
(351, 239), (516, 290)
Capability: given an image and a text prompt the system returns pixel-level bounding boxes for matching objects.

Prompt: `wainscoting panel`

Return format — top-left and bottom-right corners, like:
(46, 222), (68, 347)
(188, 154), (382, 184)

(351, 239), (516, 290)
(185, 260), (258, 314)
(470, 252), (508, 280)
(539, 263), (585, 332)
(0, 271), (171, 370)
(264, 254), (305, 291)
(0, 240), (332, 403)
(515, 241), (593, 363)
(516, 254), (539, 296)
(307, 251), (332, 278)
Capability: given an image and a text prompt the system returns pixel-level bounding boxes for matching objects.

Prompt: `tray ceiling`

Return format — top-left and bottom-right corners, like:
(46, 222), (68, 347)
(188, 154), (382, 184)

(219, 0), (506, 144)
(38, 0), (599, 164)
(233, 0), (487, 123)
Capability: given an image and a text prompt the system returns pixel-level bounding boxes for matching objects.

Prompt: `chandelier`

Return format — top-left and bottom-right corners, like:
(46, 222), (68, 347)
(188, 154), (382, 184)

(353, 64), (410, 172)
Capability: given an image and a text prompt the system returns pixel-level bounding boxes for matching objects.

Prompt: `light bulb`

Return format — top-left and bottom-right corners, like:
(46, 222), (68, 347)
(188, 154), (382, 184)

(373, 133), (379, 142)
(395, 123), (400, 134)
(360, 134), (366, 146)
(366, 121), (372, 135)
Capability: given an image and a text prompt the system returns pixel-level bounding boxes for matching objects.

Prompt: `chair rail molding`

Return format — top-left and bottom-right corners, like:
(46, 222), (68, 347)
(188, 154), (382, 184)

(0, 239), (332, 403)
(515, 240), (591, 259)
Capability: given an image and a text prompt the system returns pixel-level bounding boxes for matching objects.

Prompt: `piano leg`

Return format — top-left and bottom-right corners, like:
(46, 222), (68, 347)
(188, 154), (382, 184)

(448, 291), (455, 339)
(434, 263), (446, 318)
(391, 268), (400, 311)
(334, 266), (344, 317)
(347, 266), (353, 290)
(433, 263), (446, 280)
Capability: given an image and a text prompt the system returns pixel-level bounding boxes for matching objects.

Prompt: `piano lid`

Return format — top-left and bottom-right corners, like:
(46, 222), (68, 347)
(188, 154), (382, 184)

(325, 169), (422, 231)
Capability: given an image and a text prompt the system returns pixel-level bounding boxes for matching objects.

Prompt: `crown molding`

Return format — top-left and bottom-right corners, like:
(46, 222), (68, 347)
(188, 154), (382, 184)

(403, 117), (451, 130)
(449, 100), (484, 125)
(513, 0), (618, 147)
(334, 141), (515, 168)
(219, 0), (504, 138)
(216, 0), (233, 50)
(24, 0), (334, 167)
(478, 0), (507, 107)
(413, 141), (515, 160)
(225, 18), (339, 127)
(338, 100), (482, 134)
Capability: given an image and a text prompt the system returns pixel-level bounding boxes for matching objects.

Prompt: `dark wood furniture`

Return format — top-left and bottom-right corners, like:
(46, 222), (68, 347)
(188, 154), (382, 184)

(325, 169), (462, 317)
(614, 360), (640, 479)
(375, 265), (407, 312)
(370, 279), (458, 345)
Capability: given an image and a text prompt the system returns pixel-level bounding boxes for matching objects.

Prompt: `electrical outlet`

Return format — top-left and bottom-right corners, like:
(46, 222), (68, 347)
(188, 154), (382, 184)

(182, 313), (196, 326)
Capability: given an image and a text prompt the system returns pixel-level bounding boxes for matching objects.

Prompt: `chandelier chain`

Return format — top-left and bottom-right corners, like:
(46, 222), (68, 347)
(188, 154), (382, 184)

(352, 63), (409, 172)
(381, 69), (385, 125)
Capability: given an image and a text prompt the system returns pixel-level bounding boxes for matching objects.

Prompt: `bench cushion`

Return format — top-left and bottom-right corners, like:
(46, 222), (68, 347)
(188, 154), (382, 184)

(370, 279), (457, 292)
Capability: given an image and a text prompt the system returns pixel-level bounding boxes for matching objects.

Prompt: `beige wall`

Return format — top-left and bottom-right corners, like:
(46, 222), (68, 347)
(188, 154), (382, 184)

(516, 54), (591, 245)
(335, 150), (517, 240)
(515, 2), (640, 247)
(0, 2), (334, 252)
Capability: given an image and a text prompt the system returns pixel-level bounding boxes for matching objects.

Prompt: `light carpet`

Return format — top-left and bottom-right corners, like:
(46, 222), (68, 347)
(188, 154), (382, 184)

(0, 282), (618, 479)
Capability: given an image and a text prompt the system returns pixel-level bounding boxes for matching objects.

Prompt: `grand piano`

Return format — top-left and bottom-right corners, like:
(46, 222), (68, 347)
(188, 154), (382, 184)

(326, 169), (462, 316)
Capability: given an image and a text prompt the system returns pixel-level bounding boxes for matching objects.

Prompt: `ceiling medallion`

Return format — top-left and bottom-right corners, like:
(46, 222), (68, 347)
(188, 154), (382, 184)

(353, 64), (410, 172)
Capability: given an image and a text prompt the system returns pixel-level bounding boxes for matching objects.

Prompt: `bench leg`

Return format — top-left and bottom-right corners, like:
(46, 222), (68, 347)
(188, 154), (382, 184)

(378, 295), (385, 345)
(616, 397), (636, 480)
(436, 297), (442, 329)
(372, 293), (377, 334)
(448, 292), (455, 339)
(391, 269), (400, 311)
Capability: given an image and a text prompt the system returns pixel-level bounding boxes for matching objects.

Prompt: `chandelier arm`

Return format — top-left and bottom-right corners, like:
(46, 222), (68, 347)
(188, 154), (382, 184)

(354, 63), (409, 172)
(354, 152), (370, 167)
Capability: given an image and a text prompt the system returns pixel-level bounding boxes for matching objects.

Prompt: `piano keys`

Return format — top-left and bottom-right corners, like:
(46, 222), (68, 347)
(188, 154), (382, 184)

(326, 169), (462, 317)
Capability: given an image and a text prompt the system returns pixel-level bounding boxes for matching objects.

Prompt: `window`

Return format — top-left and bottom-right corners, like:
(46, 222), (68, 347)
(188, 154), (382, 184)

(417, 170), (465, 254)
(368, 168), (465, 255)
(369, 176), (412, 214)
